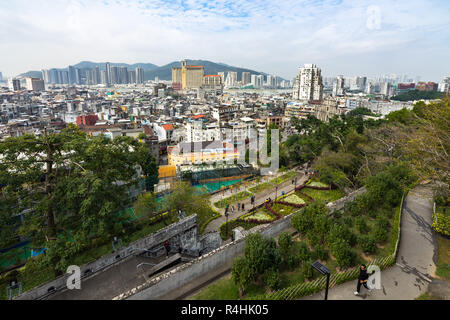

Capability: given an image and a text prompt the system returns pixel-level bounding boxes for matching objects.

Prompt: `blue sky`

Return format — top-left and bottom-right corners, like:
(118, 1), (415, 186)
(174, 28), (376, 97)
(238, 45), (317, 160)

(1, 0), (449, 81)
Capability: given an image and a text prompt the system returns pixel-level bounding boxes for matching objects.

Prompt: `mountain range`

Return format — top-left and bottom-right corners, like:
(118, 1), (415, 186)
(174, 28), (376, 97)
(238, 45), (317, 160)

(18, 60), (275, 82)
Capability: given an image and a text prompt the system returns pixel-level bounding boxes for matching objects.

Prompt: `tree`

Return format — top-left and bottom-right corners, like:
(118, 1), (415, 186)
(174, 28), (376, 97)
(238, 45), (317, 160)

(244, 234), (281, 278)
(231, 256), (253, 297)
(0, 126), (147, 274)
(137, 144), (159, 192)
(163, 181), (213, 226)
(134, 192), (159, 220)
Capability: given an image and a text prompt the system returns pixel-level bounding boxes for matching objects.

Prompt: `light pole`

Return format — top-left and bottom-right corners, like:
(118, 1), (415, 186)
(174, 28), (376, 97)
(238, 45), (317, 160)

(312, 261), (331, 300)
(225, 205), (229, 239)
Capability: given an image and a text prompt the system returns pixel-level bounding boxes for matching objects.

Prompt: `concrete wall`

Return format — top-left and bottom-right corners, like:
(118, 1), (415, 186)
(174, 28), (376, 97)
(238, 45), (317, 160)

(327, 187), (366, 212)
(116, 213), (294, 300)
(15, 215), (198, 300)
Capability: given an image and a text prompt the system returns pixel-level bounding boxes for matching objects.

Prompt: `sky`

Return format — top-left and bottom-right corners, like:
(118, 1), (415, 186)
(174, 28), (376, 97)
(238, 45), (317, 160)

(1, 0), (449, 81)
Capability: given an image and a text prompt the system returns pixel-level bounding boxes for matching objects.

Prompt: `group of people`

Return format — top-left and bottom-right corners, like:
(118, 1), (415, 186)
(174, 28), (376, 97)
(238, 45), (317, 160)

(229, 202), (245, 213)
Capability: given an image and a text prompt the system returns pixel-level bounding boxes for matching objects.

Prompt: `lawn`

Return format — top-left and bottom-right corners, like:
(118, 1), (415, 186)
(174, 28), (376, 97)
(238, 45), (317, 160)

(214, 191), (253, 208)
(281, 194), (306, 205)
(248, 182), (272, 194)
(435, 234), (450, 281)
(241, 209), (276, 222)
(271, 203), (298, 216)
(270, 171), (297, 185)
(301, 187), (345, 203)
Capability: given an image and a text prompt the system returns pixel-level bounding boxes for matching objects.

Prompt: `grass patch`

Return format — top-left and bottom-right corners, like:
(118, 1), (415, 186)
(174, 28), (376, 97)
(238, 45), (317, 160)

(301, 187), (345, 203)
(415, 292), (439, 300)
(248, 182), (272, 194)
(189, 274), (239, 300)
(270, 171), (297, 185)
(435, 234), (450, 281)
(214, 191), (253, 208)
(271, 203), (298, 216)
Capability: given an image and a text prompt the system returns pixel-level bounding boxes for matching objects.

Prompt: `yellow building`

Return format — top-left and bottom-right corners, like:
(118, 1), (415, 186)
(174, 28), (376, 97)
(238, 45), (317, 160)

(168, 141), (239, 166)
(172, 60), (205, 90)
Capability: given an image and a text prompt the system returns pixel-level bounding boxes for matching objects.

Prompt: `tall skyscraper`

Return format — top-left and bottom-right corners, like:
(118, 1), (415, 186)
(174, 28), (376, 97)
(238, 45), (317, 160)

(256, 75), (264, 88)
(26, 78), (45, 91)
(42, 69), (51, 84)
(242, 72), (250, 85)
(128, 70), (136, 84)
(100, 70), (107, 85)
(225, 71), (237, 87)
(332, 75), (345, 97)
(136, 67), (144, 84)
(105, 62), (111, 85)
(9, 78), (21, 91)
(92, 66), (100, 85)
(49, 68), (60, 84)
(218, 72), (225, 84)
(292, 64), (323, 101)
(68, 66), (76, 84)
(119, 66), (128, 84)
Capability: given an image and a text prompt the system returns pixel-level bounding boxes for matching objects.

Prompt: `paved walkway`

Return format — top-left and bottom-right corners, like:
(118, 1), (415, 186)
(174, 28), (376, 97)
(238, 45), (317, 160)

(303, 184), (439, 300)
(204, 171), (308, 233)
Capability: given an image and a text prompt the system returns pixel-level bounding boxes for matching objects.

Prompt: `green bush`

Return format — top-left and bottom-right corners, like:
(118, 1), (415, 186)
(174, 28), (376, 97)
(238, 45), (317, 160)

(373, 225), (388, 243)
(297, 242), (312, 262)
(285, 253), (300, 270)
(355, 216), (369, 234)
(375, 216), (390, 229)
(358, 235), (377, 254)
(301, 260), (315, 280)
(314, 244), (329, 261)
(329, 239), (357, 268)
(343, 216), (354, 228)
(264, 269), (282, 291)
(306, 231), (321, 248)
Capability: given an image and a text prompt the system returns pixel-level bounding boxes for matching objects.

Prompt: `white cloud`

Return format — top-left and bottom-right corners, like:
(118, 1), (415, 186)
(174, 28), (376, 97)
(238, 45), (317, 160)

(0, 0), (449, 81)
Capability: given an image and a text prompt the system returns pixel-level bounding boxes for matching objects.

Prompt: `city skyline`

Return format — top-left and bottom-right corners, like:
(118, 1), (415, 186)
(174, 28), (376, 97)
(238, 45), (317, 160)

(1, 0), (449, 82)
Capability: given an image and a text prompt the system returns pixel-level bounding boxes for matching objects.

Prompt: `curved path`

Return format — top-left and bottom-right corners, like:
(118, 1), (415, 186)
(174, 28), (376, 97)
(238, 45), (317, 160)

(303, 184), (439, 300)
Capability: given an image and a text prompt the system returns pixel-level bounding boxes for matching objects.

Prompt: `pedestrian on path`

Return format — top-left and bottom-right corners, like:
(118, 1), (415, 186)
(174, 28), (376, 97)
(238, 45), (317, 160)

(237, 203), (240, 211)
(164, 240), (171, 258)
(354, 264), (372, 295)
(242, 203), (245, 211)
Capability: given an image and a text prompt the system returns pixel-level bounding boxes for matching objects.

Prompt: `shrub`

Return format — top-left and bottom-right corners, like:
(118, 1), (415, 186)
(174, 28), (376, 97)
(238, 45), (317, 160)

(231, 256), (254, 295)
(343, 216), (354, 228)
(297, 242), (312, 262)
(375, 216), (390, 229)
(329, 239), (357, 268)
(355, 216), (369, 234)
(244, 234), (281, 276)
(285, 253), (300, 270)
(301, 260), (315, 280)
(332, 210), (342, 219)
(278, 232), (292, 257)
(263, 269), (282, 291)
(307, 231), (321, 248)
(373, 225), (388, 243)
(315, 244), (329, 261)
(358, 235), (377, 254)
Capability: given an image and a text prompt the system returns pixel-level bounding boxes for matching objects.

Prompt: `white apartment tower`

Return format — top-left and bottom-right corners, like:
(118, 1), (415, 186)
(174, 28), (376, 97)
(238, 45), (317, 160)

(332, 75), (345, 97)
(293, 64), (323, 101)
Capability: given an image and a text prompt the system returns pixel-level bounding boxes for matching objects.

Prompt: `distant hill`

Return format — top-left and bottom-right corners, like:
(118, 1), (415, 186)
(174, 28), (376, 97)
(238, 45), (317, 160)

(145, 59), (269, 81)
(18, 60), (280, 82)
(73, 61), (159, 71)
(18, 71), (43, 79)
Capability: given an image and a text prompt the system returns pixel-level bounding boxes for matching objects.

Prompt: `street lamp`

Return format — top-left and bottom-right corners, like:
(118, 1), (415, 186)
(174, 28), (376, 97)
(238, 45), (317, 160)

(312, 261), (331, 300)
(225, 205), (230, 239)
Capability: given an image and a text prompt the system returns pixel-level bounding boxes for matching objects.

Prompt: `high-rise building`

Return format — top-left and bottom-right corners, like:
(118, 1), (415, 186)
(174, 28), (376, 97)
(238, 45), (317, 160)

(136, 67), (145, 84)
(225, 71), (238, 87)
(438, 76), (450, 93)
(42, 69), (51, 84)
(49, 68), (60, 84)
(105, 62), (112, 86)
(26, 78), (45, 91)
(119, 66), (128, 84)
(251, 74), (257, 88)
(92, 67), (100, 85)
(68, 66), (76, 84)
(128, 70), (136, 84)
(218, 72), (225, 84)
(256, 75), (264, 88)
(172, 60), (204, 90)
(8, 78), (21, 91)
(110, 66), (119, 85)
(100, 70), (107, 85)
(242, 72), (250, 85)
(380, 82), (392, 96)
(292, 64), (323, 101)
(332, 75), (345, 97)
(60, 71), (69, 84)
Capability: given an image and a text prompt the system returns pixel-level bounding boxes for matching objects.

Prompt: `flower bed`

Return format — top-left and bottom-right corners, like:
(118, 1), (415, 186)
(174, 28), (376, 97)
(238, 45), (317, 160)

(241, 210), (275, 223)
(282, 194), (306, 205)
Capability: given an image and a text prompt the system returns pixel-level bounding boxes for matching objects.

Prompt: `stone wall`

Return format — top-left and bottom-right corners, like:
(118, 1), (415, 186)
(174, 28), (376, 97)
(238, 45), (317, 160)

(116, 187), (367, 300)
(15, 215), (199, 300)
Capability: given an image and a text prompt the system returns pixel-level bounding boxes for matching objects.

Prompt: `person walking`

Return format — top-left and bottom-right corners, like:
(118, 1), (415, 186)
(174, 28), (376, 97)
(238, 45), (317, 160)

(237, 203), (240, 211)
(164, 240), (171, 258)
(354, 264), (372, 295)
(242, 203), (245, 211)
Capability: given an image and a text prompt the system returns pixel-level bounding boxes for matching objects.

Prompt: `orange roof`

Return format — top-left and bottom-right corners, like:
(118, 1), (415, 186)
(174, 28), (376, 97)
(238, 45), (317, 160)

(190, 115), (206, 119)
(186, 65), (204, 68)
(162, 124), (174, 131)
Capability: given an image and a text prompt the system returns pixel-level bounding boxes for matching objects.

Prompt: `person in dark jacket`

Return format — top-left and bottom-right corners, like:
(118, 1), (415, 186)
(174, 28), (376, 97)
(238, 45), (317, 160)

(354, 264), (372, 295)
